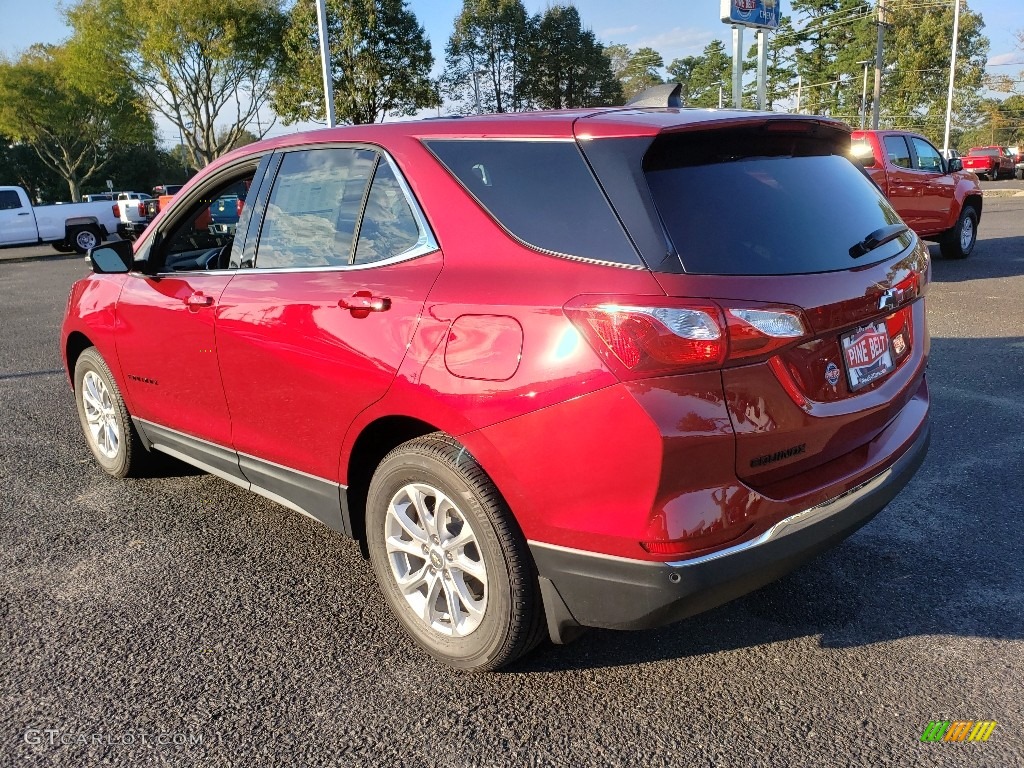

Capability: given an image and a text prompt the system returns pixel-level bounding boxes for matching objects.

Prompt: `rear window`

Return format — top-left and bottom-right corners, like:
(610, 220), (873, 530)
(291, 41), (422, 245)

(0, 190), (23, 210)
(425, 139), (641, 266)
(971, 148), (998, 156)
(644, 130), (912, 276)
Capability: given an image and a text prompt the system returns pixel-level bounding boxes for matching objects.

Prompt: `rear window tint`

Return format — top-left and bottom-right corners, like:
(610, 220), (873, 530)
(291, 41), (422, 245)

(0, 190), (23, 210)
(883, 136), (911, 168)
(425, 139), (640, 266)
(644, 132), (912, 276)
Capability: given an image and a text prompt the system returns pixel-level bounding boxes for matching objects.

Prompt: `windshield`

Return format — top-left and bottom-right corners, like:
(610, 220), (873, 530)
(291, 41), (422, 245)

(645, 138), (912, 276)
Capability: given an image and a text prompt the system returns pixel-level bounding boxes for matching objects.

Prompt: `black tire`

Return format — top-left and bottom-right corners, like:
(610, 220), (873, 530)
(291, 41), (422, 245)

(70, 226), (102, 254)
(989, 169), (999, 181)
(1016, 168), (1023, 181)
(365, 433), (544, 671)
(939, 205), (978, 260)
(73, 347), (152, 478)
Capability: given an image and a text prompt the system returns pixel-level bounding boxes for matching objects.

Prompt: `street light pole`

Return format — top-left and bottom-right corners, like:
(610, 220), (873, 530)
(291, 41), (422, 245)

(859, 60), (871, 129)
(315, 0), (336, 128)
(942, 0), (962, 153)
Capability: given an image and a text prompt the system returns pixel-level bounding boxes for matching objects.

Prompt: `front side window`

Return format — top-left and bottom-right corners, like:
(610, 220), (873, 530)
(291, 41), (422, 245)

(911, 138), (943, 173)
(256, 148), (376, 269)
(883, 136), (911, 168)
(155, 167), (257, 272)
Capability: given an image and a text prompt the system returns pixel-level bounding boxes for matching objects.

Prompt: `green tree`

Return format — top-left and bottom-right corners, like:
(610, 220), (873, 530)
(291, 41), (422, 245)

(273, 0), (437, 125)
(0, 44), (153, 201)
(443, 0), (532, 113)
(789, 0), (875, 117)
(65, 0), (286, 168)
(880, 0), (987, 141)
(605, 44), (664, 101)
(0, 135), (65, 203)
(670, 40), (731, 108)
(521, 6), (621, 109)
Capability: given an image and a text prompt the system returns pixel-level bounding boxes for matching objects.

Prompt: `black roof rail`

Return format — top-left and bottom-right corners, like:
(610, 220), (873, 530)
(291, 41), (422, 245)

(625, 83), (683, 109)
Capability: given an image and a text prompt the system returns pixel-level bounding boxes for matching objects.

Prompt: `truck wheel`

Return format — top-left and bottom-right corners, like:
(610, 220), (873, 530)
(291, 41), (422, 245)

(365, 433), (544, 671)
(940, 205), (978, 260)
(71, 226), (102, 254)
(989, 169), (999, 181)
(1016, 168), (1023, 181)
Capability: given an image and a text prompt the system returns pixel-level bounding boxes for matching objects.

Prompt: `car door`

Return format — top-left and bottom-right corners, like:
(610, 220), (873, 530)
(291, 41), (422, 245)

(908, 136), (955, 235)
(0, 189), (38, 245)
(215, 146), (443, 501)
(113, 157), (266, 478)
(880, 135), (924, 229)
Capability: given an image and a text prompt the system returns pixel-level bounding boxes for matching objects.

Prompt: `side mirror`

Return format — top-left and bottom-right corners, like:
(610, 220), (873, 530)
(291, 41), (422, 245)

(947, 158), (963, 173)
(88, 239), (134, 274)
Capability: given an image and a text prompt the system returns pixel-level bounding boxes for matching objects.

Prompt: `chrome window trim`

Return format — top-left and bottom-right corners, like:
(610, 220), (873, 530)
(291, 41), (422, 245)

(245, 146), (439, 274)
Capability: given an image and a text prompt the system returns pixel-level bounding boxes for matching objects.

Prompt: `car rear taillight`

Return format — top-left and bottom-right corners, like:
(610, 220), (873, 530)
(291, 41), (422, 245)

(111, 204), (119, 217)
(236, 198), (245, 217)
(565, 297), (810, 380)
(138, 202), (146, 216)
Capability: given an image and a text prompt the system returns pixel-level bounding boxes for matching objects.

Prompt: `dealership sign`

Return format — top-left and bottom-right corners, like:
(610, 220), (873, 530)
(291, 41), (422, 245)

(720, 0), (781, 29)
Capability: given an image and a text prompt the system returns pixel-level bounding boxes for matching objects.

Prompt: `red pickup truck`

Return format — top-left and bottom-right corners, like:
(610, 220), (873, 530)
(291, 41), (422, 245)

(851, 130), (983, 258)
(961, 146), (1015, 180)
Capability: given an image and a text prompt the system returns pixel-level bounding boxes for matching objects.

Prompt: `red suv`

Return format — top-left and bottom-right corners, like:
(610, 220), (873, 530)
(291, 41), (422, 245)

(62, 109), (931, 670)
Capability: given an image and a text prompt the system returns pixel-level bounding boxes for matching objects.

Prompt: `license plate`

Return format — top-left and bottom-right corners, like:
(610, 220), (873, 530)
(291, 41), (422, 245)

(841, 321), (894, 391)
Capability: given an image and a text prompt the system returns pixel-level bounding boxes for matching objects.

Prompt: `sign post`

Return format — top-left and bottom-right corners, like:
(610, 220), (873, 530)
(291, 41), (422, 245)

(721, 0), (781, 110)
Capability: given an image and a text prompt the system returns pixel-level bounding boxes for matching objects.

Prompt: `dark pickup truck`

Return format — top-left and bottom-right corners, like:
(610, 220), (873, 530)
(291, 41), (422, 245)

(851, 129), (983, 259)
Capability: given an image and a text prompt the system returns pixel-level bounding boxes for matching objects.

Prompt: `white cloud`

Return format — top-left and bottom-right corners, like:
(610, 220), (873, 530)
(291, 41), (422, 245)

(987, 51), (1024, 68)
(600, 24), (639, 39)
(635, 26), (719, 62)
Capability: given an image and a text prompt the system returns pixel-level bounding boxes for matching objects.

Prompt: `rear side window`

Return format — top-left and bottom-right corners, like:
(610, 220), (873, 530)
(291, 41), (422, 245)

(353, 161), (421, 265)
(425, 139), (640, 266)
(0, 190), (23, 210)
(850, 138), (877, 167)
(256, 148), (376, 269)
(883, 136), (912, 168)
(645, 130), (912, 276)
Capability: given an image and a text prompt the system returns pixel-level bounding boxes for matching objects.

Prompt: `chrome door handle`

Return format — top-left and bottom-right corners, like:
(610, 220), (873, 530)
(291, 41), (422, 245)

(185, 292), (214, 309)
(17, 212), (30, 216)
(339, 291), (391, 315)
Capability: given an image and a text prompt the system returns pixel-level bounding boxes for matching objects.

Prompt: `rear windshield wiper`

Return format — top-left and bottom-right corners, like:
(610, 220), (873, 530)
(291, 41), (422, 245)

(849, 223), (910, 258)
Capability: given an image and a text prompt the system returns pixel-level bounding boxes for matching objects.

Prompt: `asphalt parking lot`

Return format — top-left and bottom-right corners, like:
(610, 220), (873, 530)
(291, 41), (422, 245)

(1, 197), (1022, 767)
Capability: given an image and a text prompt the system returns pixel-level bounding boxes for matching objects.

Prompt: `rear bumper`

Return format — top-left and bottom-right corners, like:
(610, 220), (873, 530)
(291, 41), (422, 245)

(531, 419), (929, 638)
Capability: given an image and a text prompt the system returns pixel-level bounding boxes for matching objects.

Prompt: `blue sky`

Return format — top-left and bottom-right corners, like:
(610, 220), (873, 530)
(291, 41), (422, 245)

(1, 0), (1020, 142)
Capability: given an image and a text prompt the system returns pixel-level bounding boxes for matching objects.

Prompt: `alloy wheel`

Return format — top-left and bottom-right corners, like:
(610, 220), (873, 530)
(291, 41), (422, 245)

(384, 482), (488, 637)
(81, 370), (120, 459)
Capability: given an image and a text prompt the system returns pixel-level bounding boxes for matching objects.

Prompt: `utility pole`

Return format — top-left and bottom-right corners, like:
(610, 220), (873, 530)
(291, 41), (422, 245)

(871, 0), (886, 129)
(942, 0), (962, 153)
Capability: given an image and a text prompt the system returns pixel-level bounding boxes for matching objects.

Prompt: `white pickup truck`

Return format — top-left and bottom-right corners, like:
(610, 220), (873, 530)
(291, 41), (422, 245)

(0, 185), (120, 253)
